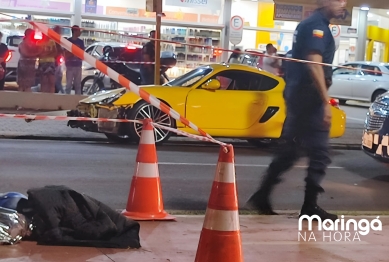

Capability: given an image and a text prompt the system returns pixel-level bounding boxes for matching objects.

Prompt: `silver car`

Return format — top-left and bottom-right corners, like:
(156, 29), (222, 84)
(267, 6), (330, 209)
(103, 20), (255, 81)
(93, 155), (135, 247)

(328, 61), (389, 104)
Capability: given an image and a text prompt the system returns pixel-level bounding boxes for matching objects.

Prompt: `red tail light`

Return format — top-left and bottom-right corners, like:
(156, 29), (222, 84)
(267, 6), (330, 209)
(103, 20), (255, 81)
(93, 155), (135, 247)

(329, 98), (339, 108)
(126, 45), (137, 50)
(5, 50), (12, 62)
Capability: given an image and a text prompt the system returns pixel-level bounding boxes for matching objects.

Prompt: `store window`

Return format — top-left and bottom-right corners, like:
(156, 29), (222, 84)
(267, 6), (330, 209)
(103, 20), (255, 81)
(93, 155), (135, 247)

(81, 0), (223, 24)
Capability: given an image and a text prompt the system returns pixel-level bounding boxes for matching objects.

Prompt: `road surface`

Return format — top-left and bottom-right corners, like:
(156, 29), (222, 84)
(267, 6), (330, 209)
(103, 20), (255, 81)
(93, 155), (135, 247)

(1, 139), (388, 213)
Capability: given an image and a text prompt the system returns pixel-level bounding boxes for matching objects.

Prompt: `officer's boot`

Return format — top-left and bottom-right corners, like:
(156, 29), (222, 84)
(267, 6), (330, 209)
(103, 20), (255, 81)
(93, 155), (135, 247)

(299, 183), (338, 222)
(246, 169), (281, 215)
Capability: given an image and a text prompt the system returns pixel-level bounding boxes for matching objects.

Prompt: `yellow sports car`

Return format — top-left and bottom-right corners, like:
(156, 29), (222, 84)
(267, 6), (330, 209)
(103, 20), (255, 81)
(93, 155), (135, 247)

(67, 63), (346, 145)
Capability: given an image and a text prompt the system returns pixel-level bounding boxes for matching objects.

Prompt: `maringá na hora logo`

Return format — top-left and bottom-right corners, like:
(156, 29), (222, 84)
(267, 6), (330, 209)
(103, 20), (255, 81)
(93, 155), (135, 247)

(298, 215), (382, 242)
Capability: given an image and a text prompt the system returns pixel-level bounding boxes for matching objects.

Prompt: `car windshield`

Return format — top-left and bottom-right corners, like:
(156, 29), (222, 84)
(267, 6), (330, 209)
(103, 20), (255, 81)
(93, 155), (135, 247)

(164, 66), (213, 87)
(385, 66), (389, 71)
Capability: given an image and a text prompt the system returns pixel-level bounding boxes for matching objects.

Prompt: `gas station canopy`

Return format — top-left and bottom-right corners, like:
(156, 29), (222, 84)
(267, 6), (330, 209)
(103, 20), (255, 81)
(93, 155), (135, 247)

(273, 0), (389, 9)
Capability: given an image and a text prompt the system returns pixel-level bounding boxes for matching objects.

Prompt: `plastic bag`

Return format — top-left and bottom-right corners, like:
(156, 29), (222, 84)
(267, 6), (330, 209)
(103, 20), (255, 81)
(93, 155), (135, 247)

(0, 207), (33, 245)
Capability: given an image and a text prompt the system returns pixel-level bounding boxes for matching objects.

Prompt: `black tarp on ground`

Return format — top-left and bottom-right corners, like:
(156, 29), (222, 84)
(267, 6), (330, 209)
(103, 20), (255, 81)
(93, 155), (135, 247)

(18, 185), (141, 249)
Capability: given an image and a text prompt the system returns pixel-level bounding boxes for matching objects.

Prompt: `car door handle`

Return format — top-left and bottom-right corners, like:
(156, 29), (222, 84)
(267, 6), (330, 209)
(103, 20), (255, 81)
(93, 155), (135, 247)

(373, 79), (378, 82)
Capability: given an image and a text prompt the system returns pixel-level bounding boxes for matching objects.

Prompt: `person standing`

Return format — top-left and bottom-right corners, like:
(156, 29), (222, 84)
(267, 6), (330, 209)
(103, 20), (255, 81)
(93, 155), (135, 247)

(246, 0), (345, 221)
(228, 48), (242, 64)
(262, 43), (280, 75)
(140, 30), (156, 85)
(53, 26), (65, 93)
(17, 29), (41, 92)
(37, 33), (57, 93)
(64, 25), (85, 94)
(0, 32), (9, 91)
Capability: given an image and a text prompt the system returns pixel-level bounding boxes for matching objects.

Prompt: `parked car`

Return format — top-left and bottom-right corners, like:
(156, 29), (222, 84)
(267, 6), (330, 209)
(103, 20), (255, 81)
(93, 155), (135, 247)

(67, 63), (346, 144)
(4, 35), (23, 82)
(362, 91), (389, 163)
(328, 61), (389, 104)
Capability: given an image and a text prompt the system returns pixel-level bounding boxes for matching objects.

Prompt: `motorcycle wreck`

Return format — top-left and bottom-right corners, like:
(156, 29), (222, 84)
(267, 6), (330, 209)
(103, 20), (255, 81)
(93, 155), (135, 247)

(81, 45), (177, 95)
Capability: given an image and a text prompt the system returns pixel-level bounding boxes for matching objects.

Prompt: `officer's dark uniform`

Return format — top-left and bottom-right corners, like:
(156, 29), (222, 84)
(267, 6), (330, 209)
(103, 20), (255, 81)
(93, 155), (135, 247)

(140, 41), (155, 85)
(248, 8), (337, 219)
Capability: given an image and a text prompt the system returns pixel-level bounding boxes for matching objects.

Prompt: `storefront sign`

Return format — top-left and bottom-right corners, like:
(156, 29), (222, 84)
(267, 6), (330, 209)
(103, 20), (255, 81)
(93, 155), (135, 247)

(200, 14), (219, 24)
(0, 0), (71, 11)
(274, 2), (352, 26)
(105, 7), (199, 22)
(165, 0), (222, 10)
(82, 4), (103, 14)
(106, 6), (140, 17)
(229, 15), (243, 45)
(273, 4), (304, 21)
(85, 0), (97, 14)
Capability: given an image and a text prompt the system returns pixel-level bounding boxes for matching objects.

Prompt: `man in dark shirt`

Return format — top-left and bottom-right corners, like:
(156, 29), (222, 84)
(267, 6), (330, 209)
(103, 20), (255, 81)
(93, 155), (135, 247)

(247, 0), (346, 221)
(0, 32), (9, 90)
(140, 30), (156, 85)
(64, 25), (85, 94)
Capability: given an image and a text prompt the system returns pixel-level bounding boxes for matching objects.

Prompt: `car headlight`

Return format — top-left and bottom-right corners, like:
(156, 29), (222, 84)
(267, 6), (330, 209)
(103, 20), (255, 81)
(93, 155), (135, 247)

(99, 90), (126, 104)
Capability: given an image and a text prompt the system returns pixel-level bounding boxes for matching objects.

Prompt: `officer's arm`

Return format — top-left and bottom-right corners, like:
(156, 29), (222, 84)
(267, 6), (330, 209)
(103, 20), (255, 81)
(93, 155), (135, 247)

(307, 52), (330, 103)
(305, 26), (330, 103)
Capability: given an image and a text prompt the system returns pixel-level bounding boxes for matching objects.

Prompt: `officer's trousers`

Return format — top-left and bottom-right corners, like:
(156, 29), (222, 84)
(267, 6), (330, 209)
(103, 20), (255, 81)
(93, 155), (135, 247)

(258, 96), (331, 205)
(140, 65), (155, 85)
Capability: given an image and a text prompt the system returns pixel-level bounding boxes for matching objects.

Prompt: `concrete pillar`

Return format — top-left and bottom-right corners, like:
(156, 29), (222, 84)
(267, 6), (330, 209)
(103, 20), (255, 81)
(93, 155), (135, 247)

(72, 0), (82, 26)
(221, 0), (232, 62)
(356, 9), (368, 61)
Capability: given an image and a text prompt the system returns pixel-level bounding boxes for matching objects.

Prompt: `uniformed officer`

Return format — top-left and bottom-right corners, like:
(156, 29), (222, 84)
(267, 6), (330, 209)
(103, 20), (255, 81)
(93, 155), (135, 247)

(247, 0), (346, 221)
(140, 30), (156, 85)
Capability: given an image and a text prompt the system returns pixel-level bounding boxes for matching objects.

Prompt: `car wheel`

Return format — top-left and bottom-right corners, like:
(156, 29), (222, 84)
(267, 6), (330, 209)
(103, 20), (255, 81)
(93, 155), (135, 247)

(128, 101), (175, 144)
(82, 76), (104, 95)
(372, 90), (386, 102)
(247, 138), (278, 148)
(105, 133), (134, 144)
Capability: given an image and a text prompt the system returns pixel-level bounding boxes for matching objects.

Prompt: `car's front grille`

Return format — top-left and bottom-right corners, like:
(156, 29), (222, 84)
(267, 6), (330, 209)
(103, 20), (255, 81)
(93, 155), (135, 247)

(366, 115), (386, 131)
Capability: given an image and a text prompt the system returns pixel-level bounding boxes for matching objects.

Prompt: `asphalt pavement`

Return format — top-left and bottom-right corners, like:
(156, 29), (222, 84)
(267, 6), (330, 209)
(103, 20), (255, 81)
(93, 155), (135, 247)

(1, 139), (388, 213)
(0, 102), (369, 148)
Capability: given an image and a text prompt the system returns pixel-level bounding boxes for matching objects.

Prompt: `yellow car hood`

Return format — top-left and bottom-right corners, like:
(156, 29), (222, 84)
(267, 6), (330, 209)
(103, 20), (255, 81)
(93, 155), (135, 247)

(113, 85), (191, 107)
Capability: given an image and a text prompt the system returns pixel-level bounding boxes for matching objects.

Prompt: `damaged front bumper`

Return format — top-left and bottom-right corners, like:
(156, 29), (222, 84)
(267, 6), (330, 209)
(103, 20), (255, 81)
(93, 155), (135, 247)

(66, 104), (130, 135)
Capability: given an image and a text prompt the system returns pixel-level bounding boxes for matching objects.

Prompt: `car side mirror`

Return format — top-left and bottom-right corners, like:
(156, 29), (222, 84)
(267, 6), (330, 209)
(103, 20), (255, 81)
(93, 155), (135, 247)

(201, 79), (221, 90)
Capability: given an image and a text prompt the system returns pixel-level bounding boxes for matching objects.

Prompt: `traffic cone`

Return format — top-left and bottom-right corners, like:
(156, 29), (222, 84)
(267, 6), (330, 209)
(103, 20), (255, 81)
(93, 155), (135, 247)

(195, 144), (243, 262)
(122, 118), (175, 221)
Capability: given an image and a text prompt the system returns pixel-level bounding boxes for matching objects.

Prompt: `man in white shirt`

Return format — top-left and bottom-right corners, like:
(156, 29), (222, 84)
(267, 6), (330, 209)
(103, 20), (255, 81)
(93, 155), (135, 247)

(262, 44), (280, 75)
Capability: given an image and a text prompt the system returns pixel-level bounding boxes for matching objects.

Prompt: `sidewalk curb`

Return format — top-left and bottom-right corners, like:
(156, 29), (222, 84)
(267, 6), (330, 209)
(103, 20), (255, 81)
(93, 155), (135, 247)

(165, 210), (389, 216)
(0, 135), (363, 150)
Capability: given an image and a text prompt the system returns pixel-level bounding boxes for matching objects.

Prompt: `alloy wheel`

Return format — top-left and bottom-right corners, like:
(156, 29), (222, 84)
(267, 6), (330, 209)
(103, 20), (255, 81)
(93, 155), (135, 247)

(133, 104), (173, 143)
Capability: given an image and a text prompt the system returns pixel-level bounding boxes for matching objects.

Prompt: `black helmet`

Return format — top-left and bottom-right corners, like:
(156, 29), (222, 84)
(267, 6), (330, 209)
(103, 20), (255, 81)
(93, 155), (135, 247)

(103, 45), (114, 57)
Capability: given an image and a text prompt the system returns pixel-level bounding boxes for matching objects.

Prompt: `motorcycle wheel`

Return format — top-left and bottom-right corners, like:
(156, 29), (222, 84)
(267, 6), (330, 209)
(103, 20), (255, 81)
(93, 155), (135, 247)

(81, 76), (104, 95)
(127, 100), (175, 144)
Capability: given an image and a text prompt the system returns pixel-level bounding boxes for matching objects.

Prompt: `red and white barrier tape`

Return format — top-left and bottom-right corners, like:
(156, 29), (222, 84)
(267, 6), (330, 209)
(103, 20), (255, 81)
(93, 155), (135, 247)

(151, 122), (226, 146)
(29, 21), (213, 140)
(0, 113), (227, 145)
(2, 18), (386, 76)
(0, 113), (142, 123)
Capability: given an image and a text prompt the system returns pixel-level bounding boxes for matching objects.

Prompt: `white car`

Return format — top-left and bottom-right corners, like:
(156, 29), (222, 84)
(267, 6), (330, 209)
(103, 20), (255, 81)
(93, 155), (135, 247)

(4, 35), (23, 82)
(329, 61), (389, 104)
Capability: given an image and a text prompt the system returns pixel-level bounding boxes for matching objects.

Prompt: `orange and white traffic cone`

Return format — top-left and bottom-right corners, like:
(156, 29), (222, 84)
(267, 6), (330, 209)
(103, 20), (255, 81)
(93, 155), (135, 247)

(122, 118), (175, 221)
(195, 144), (243, 262)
